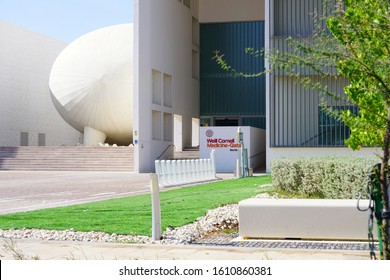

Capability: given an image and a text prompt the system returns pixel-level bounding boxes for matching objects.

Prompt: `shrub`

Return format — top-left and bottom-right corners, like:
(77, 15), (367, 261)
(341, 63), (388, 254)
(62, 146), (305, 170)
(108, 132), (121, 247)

(270, 158), (302, 193)
(270, 156), (379, 199)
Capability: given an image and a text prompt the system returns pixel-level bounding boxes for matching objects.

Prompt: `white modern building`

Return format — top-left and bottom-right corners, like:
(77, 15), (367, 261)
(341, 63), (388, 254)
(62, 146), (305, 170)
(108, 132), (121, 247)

(133, 0), (378, 173)
(133, 0), (267, 172)
(0, 20), (81, 146)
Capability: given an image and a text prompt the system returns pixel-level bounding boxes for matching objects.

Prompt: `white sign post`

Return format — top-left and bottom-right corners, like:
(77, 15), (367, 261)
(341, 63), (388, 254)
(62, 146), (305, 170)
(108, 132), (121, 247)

(150, 173), (161, 241)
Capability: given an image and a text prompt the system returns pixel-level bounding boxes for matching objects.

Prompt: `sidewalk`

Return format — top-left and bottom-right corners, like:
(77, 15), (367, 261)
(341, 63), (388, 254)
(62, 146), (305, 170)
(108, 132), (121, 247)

(0, 239), (372, 260)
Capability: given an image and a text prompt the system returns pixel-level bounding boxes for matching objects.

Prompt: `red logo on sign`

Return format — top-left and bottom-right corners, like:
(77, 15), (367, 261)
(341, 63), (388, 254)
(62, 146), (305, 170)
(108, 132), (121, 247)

(206, 130), (213, 137)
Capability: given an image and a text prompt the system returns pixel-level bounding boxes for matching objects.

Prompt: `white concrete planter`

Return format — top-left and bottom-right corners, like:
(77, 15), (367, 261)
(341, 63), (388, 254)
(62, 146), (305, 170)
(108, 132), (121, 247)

(239, 198), (376, 241)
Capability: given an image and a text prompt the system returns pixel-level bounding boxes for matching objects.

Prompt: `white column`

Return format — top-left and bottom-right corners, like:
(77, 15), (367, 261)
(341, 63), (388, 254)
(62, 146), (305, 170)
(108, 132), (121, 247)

(83, 126), (106, 146)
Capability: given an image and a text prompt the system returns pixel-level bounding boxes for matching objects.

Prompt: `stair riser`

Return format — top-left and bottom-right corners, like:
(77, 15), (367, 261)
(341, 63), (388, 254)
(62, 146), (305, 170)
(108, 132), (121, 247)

(0, 146), (134, 171)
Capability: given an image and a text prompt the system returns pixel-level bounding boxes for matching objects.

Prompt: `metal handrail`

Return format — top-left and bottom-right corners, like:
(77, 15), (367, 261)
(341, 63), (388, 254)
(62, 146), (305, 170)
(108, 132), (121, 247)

(156, 144), (174, 160)
(249, 151), (266, 159)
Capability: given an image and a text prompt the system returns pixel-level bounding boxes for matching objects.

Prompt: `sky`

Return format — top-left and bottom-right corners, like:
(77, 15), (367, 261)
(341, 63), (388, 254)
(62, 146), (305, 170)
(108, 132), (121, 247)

(0, 0), (134, 42)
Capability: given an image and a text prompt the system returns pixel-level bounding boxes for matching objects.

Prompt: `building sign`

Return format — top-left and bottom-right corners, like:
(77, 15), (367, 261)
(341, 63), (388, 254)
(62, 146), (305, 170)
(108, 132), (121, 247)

(200, 126), (266, 173)
(206, 138), (241, 149)
(203, 127), (241, 151)
(200, 126), (242, 173)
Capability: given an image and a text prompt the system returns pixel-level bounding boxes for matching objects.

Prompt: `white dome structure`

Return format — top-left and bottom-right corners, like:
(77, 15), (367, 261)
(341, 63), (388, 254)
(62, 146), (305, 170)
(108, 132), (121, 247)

(49, 23), (133, 145)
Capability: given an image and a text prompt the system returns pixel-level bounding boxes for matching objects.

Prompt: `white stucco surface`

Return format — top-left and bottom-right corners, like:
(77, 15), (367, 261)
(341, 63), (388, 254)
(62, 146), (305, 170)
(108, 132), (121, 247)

(0, 20), (81, 146)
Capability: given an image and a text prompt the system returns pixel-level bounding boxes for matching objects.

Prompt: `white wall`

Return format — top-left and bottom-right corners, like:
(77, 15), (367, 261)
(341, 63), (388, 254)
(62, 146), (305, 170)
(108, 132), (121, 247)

(0, 21), (81, 146)
(199, 0), (264, 23)
(192, 118), (200, 146)
(174, 114), (183, 151)
(134, 0), (199, 172)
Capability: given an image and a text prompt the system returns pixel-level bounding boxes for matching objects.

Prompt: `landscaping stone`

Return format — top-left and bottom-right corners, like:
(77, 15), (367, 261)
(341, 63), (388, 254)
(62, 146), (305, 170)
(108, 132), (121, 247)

(0, 203), (242, 246)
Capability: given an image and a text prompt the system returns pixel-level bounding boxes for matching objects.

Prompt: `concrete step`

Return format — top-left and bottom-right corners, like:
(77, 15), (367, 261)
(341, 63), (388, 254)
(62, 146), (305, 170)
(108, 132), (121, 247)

(173, 147), (199, 160)
(0, 146), (134, 171)
(183, 146), (199, 151)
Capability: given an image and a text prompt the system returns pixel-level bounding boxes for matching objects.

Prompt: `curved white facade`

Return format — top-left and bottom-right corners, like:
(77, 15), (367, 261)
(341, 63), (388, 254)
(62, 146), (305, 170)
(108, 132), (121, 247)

(49, 24), (133, 145)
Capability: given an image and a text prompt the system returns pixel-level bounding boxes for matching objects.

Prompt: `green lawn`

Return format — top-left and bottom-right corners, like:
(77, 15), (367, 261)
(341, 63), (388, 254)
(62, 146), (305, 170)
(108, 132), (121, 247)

(0, 175), (272, 236)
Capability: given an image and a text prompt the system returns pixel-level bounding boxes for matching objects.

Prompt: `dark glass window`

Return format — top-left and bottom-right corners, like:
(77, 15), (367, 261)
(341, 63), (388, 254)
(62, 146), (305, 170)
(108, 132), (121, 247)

(318, 106), (358, 146)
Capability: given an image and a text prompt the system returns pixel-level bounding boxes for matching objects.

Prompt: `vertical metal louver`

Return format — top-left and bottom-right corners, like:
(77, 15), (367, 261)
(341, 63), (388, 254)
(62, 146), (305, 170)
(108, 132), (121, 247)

(270, 0), (351, 147)
(200, 21), (266, 129)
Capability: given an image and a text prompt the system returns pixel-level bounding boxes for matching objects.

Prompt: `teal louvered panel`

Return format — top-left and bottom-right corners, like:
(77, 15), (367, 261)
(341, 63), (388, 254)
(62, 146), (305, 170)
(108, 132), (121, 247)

(200, 21), (265, 129)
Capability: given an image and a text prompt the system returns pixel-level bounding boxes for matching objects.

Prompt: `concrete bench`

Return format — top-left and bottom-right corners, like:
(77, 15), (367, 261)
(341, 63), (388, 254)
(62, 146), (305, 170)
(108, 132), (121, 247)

(238, 198), (376, 241)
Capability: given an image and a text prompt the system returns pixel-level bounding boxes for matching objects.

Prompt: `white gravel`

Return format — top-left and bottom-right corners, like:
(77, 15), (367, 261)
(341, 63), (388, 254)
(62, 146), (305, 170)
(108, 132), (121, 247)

(0, 193), (274, 245)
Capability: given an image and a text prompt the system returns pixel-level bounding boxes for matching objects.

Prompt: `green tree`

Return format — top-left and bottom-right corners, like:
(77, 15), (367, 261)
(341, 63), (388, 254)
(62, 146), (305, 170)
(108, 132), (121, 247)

(327, 0), (390, 260)
(214, 0), (390, 259)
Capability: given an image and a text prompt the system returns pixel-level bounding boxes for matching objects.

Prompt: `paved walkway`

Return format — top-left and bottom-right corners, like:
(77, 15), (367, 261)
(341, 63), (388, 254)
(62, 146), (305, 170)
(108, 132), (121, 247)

(0, 239), (371, 260)
(0, 171), (150, 214)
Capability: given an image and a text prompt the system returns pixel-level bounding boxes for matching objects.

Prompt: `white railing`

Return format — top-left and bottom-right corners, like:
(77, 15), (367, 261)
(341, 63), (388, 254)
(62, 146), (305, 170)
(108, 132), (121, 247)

(154, 149), (217, 187)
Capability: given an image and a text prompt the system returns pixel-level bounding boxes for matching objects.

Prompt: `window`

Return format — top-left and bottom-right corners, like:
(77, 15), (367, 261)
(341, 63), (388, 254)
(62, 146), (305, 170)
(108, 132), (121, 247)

(318, 106), (358, 146)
